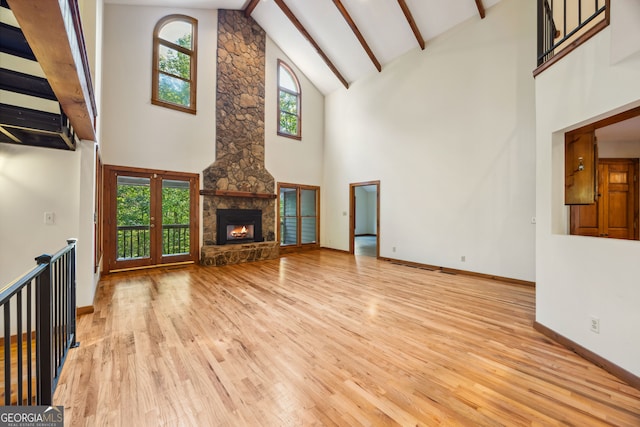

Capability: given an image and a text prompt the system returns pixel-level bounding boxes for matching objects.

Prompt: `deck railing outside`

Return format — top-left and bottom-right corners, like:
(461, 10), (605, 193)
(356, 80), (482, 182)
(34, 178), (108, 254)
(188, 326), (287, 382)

(117, 224), (190, 259)
(537, 0), (607, 66)
(0, 239), (78, 405)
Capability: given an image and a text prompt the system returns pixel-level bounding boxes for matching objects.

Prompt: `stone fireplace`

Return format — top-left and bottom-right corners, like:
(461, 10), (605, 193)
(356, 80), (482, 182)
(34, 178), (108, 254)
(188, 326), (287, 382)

(200, 10), (279, 266)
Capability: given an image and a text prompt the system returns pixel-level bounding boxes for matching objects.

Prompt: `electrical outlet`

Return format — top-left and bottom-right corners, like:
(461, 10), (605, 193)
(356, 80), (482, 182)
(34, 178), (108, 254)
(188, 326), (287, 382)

(44, 212), (55, 225)
(461, 255), (466, 262)
(392, 246), (396, 253)
(590, 316), (600, 334)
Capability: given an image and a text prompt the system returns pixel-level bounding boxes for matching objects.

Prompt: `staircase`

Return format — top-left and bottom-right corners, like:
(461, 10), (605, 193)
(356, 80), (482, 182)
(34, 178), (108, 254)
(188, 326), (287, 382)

(0, 0), (96, 149)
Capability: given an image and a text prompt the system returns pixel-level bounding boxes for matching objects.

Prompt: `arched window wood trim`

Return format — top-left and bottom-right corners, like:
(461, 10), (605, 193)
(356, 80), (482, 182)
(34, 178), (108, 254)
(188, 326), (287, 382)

(277, 60), (302, 140)
(152, 14), (198, 114)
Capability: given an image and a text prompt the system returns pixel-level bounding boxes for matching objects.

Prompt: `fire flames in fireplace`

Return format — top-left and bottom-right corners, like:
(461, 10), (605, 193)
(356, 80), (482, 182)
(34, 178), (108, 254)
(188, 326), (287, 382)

(227, 224), (254, 241)
(231, 226), (248, 238)
(229, 225), (250, 238)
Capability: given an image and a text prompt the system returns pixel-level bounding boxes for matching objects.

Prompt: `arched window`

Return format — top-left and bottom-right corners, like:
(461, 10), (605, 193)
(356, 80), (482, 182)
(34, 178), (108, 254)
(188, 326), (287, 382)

(278, 60), (301, 139)
(152, 15), (197, 114)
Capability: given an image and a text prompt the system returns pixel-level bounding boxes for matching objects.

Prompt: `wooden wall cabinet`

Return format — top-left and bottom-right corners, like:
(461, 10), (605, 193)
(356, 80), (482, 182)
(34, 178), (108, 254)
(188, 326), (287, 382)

(565, 131), (597, 205)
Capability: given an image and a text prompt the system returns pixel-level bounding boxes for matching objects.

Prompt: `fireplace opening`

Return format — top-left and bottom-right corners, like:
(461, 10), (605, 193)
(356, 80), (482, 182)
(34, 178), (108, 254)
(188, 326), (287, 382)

(228, 224), (253, 239)
(217, 209), (263, 245)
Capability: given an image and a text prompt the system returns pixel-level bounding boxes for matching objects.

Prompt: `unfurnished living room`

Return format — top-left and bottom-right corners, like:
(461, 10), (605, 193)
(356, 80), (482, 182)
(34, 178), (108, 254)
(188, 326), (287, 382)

(1, 0), (640, 425)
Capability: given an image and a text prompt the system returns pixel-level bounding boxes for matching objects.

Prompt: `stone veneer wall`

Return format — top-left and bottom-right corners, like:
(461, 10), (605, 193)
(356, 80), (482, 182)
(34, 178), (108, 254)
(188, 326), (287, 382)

(201, 10), (277, 265)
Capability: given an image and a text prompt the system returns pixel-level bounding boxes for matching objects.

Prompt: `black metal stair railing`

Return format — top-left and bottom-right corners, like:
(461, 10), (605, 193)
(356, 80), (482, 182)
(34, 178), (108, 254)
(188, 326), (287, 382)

(0, 239), (78, 405)
(537, 0), (608, 67)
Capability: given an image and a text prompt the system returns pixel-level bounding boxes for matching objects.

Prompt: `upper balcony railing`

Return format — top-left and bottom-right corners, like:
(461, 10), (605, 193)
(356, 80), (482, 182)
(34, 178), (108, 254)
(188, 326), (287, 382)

(536, 0), (609, 74)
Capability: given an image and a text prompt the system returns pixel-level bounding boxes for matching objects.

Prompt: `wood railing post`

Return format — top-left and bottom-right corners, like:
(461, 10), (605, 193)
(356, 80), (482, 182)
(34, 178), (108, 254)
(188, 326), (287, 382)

(35, 253), (53, 406)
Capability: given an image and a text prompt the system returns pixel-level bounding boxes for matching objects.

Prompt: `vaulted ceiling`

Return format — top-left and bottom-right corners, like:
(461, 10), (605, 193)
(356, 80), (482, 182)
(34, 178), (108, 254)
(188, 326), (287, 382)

(106, 0), (501, 94)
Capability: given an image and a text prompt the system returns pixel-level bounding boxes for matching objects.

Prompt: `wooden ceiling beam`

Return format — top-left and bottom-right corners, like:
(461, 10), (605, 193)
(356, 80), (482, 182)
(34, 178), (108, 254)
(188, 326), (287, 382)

(244, 0), (260, 17)
(6, 0), (96, 141)
(475, 0), (486, 19)
(397, 0), (425, 50)
(0, 126), (21, 143)
(332, 0), (381, 72)
(274, 0), (349, 89)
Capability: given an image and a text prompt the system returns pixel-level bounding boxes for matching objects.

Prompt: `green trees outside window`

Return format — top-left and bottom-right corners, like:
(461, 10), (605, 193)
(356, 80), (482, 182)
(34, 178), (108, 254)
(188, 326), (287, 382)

(116, 177), (191, 260)
(152, 15), (197, 114)
(278, 60), (301, 139)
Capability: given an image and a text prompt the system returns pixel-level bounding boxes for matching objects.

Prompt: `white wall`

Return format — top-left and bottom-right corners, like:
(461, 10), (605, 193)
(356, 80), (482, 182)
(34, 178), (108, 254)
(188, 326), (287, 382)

(536, 9), (640, 375)
(100, 4), (217, 175)
(598, 140), (640, 158)
(0, 144), (80, 288)
(0, 142), (98, 307)
(610, 0), (640, 64)
(265, 38), (324, 186)
(80, 0), (103, 141)
(323, 0), (536, 281)
(76, 141), (99, 307)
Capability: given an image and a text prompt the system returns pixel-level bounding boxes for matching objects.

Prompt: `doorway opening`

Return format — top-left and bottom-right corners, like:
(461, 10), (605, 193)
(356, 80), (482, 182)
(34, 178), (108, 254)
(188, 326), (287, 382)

(565, 106), (640, 240)
(349, 181), (380, 257)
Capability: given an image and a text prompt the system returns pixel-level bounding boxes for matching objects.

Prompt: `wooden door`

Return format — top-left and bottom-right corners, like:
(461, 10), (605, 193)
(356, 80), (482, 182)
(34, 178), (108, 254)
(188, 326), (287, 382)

(565, 131), (597, 204)
(104, 165), (200, 272)
(571, 159), (638, 239)
(603, 160), (638, 239)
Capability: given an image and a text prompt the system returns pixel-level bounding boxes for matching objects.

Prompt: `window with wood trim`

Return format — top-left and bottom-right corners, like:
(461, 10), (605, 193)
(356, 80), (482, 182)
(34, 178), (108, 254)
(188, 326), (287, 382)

(278, 60), (301, 139)
(278, 183), (319, 251)
(152, 15), (197, 114)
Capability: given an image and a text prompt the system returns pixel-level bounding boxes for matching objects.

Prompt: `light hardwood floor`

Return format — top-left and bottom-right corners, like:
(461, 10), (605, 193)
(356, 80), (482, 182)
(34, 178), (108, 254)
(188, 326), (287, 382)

(54, 250), (640, 426)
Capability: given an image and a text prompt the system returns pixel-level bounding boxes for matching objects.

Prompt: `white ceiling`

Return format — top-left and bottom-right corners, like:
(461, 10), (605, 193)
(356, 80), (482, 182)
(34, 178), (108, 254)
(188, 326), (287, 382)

(104, 0), (501, 94)
(596, 115), (640, 143)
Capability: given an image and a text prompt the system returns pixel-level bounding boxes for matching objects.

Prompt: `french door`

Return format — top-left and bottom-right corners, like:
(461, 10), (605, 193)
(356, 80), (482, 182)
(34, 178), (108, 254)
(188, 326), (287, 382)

(278, 183), (320, 252)
(104, 165), (199, 272)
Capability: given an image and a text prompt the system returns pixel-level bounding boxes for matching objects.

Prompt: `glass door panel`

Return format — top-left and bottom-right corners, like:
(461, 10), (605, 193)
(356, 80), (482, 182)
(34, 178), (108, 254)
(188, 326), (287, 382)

(301, 217), (316, 244)
(280, 188), (298, 245)
(116, 176), (151, 261)
(162, 179), (191, 256)
(300, 189), (317, 244)
(300, 189), (316, 215)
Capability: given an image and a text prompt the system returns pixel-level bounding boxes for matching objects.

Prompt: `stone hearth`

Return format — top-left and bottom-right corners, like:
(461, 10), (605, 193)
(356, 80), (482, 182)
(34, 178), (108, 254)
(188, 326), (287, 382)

(201, 241), (279, 267)
(200, 10), (278, 267)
